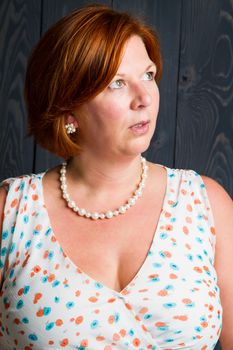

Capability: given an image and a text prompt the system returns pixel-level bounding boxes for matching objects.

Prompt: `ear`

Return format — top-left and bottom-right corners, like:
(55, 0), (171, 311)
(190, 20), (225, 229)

(66, 114), (79, 128)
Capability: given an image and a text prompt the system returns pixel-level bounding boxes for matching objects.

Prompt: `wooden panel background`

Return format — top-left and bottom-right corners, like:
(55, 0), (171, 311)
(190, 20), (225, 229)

(0, 0), (41, 179)
(0, 0), (232, 201)
(113, 0), (182, 168)
(34, 0), (112, 172)
(176, 0), (233, 195)
(1, 0), (232, 348)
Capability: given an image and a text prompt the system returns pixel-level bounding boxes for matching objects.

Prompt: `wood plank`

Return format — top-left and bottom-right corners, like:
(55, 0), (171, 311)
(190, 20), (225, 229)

(176, 0), (233, 196)
(42, 0), (112, 32)
(34, 0), (112, 173)
(113, 0), (182, 167)
(0, 0), (41, 181)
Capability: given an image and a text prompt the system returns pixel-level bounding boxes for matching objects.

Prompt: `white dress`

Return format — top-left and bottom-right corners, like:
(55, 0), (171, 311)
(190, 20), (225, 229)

(0, 167), (222, 349)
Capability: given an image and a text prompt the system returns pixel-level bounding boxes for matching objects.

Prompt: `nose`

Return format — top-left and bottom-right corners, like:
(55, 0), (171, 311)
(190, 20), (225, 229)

(130, 84), (152, 110)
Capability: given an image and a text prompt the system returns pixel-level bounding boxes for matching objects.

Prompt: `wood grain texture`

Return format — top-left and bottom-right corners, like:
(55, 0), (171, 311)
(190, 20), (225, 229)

(0, 2), (228, 348)
(34, 0), (112, 173)
(113, 0), (182, 167)
(176, 0), (233, 196)
(0, 0), (41, 181)
(1, 0), (231, 201)
(42, 0), (112, 32)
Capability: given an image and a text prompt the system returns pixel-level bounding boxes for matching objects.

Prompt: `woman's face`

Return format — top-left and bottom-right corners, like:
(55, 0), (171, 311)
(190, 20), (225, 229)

(74, 35), (160, 159)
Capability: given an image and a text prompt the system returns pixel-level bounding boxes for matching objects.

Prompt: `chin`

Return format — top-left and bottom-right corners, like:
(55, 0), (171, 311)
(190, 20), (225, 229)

(125, 138), (151, 157)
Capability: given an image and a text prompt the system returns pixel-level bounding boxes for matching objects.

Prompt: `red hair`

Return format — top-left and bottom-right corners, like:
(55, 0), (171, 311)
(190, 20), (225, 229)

(24, 4), (162, 158)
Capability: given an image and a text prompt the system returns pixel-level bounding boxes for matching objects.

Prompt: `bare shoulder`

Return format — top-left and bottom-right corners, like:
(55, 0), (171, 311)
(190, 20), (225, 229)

(201, 175), (233, 254)
(0, 185), (7, 232)
(147, 161), (167, 182)
(201, 175), (232, 201)
(42, 166), (61, 204)
(43, 165), (60, 185)
(201, 175), (233, 227)
(202, 175), (233, 348)
(146, 162), (167, 197)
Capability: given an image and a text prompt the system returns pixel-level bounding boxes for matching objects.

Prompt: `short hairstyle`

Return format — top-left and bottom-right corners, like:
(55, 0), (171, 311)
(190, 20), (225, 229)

(24, 4), (162, 159)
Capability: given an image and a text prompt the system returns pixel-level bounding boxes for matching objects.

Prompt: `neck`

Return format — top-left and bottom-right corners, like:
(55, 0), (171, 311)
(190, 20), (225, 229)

(60, 152), (148, 220)
(67, 153), (143, 193)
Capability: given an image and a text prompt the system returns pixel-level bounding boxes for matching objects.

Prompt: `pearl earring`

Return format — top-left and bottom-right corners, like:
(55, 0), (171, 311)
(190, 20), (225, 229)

(65, 123), (76, 134)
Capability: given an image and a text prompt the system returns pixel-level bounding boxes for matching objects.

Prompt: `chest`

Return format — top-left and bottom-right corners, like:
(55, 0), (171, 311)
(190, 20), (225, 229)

(0, 172), (222, 349)
(47, 196), (163, 292)
(1, 198), (222, 350)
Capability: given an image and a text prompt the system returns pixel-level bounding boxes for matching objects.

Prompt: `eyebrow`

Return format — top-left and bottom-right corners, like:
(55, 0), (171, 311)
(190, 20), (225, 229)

(115, 63), (157, 77)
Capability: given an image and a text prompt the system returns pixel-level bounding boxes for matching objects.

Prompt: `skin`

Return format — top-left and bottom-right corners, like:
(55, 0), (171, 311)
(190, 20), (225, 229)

(202, 176), (233, 349)
(0, 35), (233, 348)
(67, 35), (159, 189)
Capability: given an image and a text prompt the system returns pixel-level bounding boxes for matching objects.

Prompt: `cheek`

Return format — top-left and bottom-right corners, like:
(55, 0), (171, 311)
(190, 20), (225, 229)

(91, 96), (125, 120)
(94, 103), (127, 130)
(152, 86), (160, 111)
(105, 105), (125, 122)
(102, 95), (127, 118)
(84, 104), (125, 139)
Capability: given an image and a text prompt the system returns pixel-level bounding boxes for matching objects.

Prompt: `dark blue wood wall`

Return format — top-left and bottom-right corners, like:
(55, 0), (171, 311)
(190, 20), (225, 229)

(0, 0), (232, 207)
(1, 1), (232, 348)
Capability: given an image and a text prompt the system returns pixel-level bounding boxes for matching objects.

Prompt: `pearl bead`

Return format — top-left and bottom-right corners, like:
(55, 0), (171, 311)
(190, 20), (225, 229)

(78, 208), (86, 216)
(106, 211), (113, 219)
(91, 212), (99, 220)
(128, 198), (136, 206)
(68, 200), (75, 208)
(60, 157), (148, 220)
(61, 184), (67, 190)
(119, 206), (126, 214)
(135, 189), (142, 197)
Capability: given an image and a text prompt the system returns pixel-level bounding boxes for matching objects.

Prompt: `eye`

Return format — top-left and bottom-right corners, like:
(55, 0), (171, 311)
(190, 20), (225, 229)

(108, 79), (125, 90)
(143, 71), (155, 81)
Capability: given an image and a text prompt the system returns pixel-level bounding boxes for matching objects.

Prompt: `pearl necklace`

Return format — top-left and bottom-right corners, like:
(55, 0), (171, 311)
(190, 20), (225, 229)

(60, 157), (148, 220)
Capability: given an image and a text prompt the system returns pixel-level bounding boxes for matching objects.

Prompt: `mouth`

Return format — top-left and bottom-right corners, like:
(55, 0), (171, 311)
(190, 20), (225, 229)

(129, 120), (150, 135)
(129, 120), (150, 129)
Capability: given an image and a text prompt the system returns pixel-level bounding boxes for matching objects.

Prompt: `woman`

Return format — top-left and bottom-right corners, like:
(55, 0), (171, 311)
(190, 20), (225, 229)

(0, 4), (232, 350)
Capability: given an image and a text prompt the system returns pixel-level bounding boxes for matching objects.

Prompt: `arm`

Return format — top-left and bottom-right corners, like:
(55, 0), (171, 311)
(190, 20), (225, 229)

(202, 176), (233, 350)
(0, 186), (7, 285)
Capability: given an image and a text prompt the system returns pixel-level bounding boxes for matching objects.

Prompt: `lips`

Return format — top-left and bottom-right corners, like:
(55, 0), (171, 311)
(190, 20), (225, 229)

(129, 120), (150, 135)
(129, 120), (150, 129)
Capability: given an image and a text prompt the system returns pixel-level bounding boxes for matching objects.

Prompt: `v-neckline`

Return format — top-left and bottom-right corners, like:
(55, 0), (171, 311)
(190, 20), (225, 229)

(38, 164), (170, 296)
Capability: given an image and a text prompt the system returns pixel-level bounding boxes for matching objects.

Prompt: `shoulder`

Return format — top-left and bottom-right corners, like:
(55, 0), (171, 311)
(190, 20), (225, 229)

(201, 175), (232, 201)
(0, 171), (45, 239)
(0, 175), (27, 234)
(200, 175), (233, 259)
(147, 162), (167, 196)
(0, 186), (7, 232)
(201, 176), (233, 347)
(200, 175), (233, 251)
(201, 175), (233, 228)
(0, 172), (45, 214)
